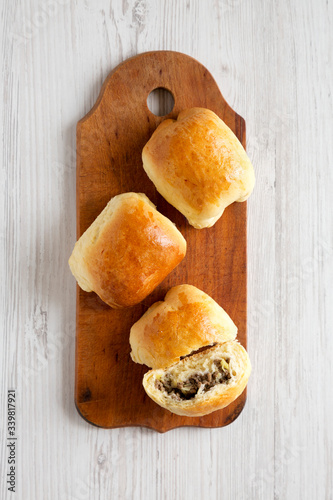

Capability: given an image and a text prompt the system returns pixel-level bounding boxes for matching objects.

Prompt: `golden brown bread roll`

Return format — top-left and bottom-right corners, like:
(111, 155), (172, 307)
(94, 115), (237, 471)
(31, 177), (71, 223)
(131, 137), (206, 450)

(143, 341), (251, 417)
(68, 192), (186, 308)
(142, 107), (255, 228)
(130, 284), (237, 369)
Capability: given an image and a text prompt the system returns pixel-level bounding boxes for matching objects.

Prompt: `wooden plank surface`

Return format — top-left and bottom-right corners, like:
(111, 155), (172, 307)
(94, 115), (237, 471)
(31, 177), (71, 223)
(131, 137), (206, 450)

(1, 0), (332, 498)
(75, 50), (247, 431)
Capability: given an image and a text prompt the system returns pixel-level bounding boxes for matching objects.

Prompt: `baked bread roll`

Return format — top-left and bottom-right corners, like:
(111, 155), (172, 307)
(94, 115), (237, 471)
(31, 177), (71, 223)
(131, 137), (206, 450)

(142, 107), (255, 229)
(130, 284), (237, 369)
(68, 192), (186, 308)
(143, 341), (251, 416)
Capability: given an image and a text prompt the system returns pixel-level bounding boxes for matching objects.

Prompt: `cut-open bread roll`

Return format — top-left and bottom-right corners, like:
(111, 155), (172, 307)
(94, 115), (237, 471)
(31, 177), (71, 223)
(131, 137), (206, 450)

(142, 107), (255, 228)
(130, 284), (250, 416)
(130, 284), (237, 369)
(143, 341), (251, 417)
(68, 192), (186, 308)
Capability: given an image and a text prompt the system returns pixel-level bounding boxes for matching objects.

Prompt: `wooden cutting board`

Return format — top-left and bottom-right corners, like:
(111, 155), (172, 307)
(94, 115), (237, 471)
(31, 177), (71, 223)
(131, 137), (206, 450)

(75, 51), (247, 432)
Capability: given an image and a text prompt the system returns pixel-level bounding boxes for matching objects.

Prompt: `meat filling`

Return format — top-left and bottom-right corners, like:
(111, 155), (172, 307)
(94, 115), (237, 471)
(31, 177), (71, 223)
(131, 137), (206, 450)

(155, 358), (231, 402)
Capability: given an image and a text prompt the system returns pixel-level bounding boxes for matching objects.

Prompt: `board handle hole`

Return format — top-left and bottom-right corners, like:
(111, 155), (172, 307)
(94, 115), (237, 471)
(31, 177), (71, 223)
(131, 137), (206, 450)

(147, 88), (175, 117)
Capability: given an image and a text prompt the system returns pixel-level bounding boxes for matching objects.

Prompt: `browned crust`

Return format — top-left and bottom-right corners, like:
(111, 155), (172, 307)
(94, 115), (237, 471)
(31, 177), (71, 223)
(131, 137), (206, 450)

(142, 108), (255, 228)
(130, 284), (237, 368)
(69, 193), (186, 308)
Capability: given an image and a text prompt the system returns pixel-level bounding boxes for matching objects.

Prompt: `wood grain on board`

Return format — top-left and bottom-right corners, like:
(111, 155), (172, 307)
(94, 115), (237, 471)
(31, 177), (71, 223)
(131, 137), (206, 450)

(75, 51), (247, 432)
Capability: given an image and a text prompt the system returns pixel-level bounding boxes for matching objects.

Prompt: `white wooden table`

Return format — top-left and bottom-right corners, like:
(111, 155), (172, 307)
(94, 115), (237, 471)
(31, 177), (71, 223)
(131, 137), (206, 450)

(1, 0), (332, 498)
